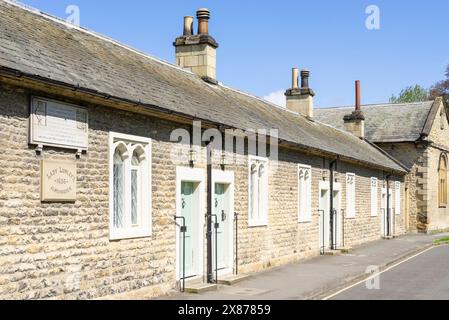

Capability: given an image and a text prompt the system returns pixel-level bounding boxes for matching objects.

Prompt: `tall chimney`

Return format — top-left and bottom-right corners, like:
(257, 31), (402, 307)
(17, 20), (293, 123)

(174, 8), (219, 82)
(343, 80), (365, 139)
(183, 16), (194, 36)
(197, 8), (210, 34)
(285, 68), (315, 118)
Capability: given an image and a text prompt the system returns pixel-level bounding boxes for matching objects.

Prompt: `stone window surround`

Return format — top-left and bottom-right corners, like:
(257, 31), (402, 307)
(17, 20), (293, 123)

(395, 181), (402, 215)
(346, 173), (356, 219)
(109, 132), (152, 240)
(438, 153), (448, 208)
(371, 177), (378, 217)
(248, 155), (269, 227)
(298, 164), (312, 223)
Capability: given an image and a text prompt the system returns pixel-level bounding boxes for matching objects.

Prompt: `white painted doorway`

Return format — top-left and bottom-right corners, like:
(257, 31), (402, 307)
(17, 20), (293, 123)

(381, 188), (393, 237)
(319, 181), (343, 252)
(319, 181), (330, 251)
(332, 183), (343, 249)
(211, 170), (234, 277)
(176, 167), (205, 281)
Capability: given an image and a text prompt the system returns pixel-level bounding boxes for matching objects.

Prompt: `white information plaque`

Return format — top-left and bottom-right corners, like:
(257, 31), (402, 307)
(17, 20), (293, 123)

(30, 97), (88, 151)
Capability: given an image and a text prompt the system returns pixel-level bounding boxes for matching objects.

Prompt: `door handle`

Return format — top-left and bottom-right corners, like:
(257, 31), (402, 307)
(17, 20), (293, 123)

(215, 198), (218, 208)
(221, 210), (226, 222)
(182, 198), (186, 209)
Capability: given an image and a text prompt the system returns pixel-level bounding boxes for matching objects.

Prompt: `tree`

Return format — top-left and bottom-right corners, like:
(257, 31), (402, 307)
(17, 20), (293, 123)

(430, 64), (449, 104)
(389, 85), (430, 104)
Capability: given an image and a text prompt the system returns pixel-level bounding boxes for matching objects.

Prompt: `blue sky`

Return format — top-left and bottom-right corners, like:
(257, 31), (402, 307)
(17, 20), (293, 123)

(20, 0), (449, 107)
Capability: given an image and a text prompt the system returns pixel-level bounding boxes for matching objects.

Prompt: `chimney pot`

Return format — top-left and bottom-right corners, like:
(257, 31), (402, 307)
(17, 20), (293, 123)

(197, 8), (210, 35)
(292, 68), (299, 89)
(183, 16), (194, 36)
(355, 80), (361, 111)
(301, 70), (310, 89)
(343, 80), (365, 139)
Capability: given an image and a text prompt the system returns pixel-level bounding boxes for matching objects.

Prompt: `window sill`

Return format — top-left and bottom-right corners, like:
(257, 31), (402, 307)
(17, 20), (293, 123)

(248, 221), (268, 228)
(439, 204), (447, 209)
(110, 228), (152, 241)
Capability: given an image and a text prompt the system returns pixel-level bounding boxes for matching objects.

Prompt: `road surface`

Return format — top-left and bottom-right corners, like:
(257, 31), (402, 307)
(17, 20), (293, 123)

(330, 245), (449, 300)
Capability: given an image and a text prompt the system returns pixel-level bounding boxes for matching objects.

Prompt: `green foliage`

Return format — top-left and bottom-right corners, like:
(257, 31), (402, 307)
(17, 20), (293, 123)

(434, 237), (449, 245)
(389, 85), (430, 104)
(430, 65), (449, 104)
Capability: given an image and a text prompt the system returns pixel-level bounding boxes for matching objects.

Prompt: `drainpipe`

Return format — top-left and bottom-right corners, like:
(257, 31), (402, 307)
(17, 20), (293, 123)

(329, 159), (337, 250)
(206, 136), (214, 283)
(386, 174), (391, 237)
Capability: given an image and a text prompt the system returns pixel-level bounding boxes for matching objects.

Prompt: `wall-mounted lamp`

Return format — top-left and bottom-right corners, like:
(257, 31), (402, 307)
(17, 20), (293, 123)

(189, 148), (197, 167)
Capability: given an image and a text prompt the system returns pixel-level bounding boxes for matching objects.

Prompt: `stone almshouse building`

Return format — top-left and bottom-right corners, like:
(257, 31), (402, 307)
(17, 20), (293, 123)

(0, 2), (409, 299)
(316, 99), (449, 233)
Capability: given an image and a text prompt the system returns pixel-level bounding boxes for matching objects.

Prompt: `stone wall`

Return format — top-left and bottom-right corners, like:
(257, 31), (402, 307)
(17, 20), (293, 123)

(377, 142), (427, 232)
(0, 84), (406, 299)
(426, 100), (449, 232)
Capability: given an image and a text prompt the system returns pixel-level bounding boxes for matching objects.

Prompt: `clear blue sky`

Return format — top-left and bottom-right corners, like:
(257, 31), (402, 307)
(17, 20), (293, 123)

(20, 0), (449, 107)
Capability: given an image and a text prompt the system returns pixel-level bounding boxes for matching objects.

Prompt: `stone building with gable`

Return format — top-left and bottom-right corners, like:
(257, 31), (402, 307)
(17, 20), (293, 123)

(0, 1), (408, 299)
(316, 98), (449, 233)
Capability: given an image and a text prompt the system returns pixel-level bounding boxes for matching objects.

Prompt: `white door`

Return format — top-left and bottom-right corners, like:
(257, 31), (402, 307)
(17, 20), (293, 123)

(180, 181), (198, 278)
(213, 183), (229, 270)
(332, 188), (343, 248)
(319, 187), (330, 251)
(381, 188), (393, 237)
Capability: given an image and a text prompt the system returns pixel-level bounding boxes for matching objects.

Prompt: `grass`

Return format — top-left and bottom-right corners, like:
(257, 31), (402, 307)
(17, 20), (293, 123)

(434, 237), (449, 245)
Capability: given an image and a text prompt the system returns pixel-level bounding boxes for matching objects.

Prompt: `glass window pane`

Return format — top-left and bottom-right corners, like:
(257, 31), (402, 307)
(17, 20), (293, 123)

(113, 151), (124, 229)
(131, 169), (138, 225)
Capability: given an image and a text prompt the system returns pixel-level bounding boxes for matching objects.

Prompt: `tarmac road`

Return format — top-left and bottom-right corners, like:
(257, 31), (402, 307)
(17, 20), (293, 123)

(330, 245), (449, 300)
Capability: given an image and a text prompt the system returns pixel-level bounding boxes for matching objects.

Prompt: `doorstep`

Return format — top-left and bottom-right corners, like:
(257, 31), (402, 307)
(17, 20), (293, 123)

(217, 274), (251, 286)
(184, 280), (218, 294)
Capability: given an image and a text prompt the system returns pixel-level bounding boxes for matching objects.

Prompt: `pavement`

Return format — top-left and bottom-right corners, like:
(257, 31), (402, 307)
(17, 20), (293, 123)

(161, 232), (449, 300)
(330, 244), (449, 300)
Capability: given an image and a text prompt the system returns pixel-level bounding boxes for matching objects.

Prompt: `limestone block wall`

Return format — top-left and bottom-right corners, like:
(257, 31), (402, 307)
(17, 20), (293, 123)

(0, 84), (406, 299)
(377, 142), (428, 232)
(426, 101), (449, 232)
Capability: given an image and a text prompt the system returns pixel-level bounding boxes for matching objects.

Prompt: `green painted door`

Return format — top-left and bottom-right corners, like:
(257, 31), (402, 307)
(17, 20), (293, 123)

(181, 182), (195, 277)
(214, 183), (227, 270)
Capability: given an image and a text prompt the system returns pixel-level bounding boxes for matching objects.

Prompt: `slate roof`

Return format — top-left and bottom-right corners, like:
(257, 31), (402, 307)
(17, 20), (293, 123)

(0, 1), (406, 172)
(315, 101), (435, 143)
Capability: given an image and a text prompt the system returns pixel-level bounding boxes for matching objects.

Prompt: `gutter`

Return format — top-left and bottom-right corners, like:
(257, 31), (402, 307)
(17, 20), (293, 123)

(0, 66), (407, 175)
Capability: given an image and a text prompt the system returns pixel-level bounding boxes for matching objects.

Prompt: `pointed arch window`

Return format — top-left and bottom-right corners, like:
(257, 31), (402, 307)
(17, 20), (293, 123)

(248, 156), (268, 227)
(439, 154), (447, 207)
(109, 133), (152, 240)
(298, 165), (312, 222)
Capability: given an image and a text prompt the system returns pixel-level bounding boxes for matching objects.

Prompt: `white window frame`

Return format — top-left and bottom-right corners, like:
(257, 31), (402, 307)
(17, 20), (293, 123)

(298, 164), (312, 223)
(248, 155), (269, 227)
(346, 173), (356, 219)
(109, 132), (152, 240)
(395, 181), (401, 215)
(371, 177), (378, 217)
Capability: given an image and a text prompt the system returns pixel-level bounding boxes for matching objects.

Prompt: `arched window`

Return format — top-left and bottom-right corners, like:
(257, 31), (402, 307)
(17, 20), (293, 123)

(439, 154), (447, 207)
(248, 157), (268, 226)
(113, 144), (127, 229)
(131, 145), (146, 226)
(298, 165), (312, 222)
(109, 133), (152, 240)
(250, 163), (258, 221)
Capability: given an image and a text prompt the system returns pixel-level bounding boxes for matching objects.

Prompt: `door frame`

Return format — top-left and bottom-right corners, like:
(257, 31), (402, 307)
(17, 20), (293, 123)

(319, 181), (330, 250)
(175, 167), (205, 281)
(211, 169), (235, 277)
(381, 187), (393, 237)
(332, 182), (343, 248)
